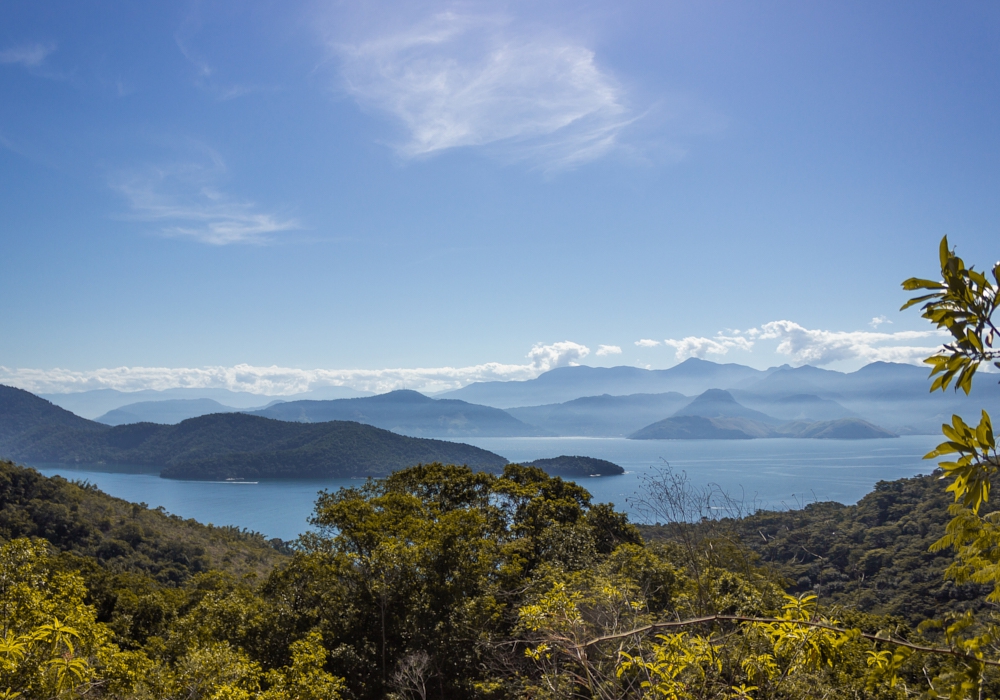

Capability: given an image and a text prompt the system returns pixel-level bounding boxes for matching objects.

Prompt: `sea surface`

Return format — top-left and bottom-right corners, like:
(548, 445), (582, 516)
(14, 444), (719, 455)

(30, 435), (943, 541)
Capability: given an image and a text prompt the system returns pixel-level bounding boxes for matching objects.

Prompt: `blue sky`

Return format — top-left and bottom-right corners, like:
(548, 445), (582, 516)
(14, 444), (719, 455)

(1, 0), (997, 395)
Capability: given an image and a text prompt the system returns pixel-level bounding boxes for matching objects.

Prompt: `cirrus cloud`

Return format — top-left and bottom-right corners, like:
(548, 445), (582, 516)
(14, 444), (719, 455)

(329, 10), (632, 169)
(112, 146), (299, 245)
(0, 42), (56, 68)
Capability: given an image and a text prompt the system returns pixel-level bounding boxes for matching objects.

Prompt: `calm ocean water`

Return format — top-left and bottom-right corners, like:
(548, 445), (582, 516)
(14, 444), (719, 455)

(30, 435), (943, 541)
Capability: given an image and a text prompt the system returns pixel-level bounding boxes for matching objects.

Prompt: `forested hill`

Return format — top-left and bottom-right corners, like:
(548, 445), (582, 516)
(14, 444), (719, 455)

(640, 472), (991, 626)
(0, 385), (508, 478)
(0, 384), (104, 440)
(0, 459), (287, 581)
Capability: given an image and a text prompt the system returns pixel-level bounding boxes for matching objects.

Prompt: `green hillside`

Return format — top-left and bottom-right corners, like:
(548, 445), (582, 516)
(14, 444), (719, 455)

(639, 471), (987, 626)
(0, 459), (287, 581)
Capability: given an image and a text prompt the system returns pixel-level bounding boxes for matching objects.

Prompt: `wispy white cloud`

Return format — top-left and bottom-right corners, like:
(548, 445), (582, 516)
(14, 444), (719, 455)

(635, 339), (661, 348)
(0, 342), (593, 395)
(112, 147), (298, 245)
(0, 42), (56, 68)
(658, 320), (946, 365)
(869, 315), (892, 328)
(174, 32), (271, 101)
(330, 11), (632, 168)
(596, 344), (622, 356)
(175, 34), (213, 78)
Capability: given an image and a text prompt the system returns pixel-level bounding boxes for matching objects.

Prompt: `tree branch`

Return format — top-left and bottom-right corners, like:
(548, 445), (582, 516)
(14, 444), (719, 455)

(575, 614), (1000, 667)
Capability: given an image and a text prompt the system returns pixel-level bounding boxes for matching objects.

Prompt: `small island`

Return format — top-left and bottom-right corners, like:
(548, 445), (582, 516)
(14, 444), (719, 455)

(527, 455), (624, 477)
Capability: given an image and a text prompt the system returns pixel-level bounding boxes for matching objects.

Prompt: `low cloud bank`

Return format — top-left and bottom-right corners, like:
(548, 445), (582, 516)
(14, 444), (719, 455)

(657, 320), (946, 365)
(1, 341), (591, 396)
(4, 320), (950, 396)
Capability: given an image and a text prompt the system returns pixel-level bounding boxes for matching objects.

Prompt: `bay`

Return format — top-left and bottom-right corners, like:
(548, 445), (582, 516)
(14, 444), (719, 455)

(447, 435), (944, 514)
(30, 435), (942, 541)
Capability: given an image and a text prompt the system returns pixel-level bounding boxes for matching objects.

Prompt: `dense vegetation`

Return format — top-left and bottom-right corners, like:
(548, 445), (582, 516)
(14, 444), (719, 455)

(2, 455), (994, 700)
(0, 386), (507, 478)
(0, 454), (982, 699)
(0, 459), (288, 581)
(640, 471), (994, 627)
(1, 238), (997, 698)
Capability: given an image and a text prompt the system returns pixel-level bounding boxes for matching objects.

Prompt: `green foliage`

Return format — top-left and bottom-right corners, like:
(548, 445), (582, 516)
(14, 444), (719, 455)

(925, 412), (997, 512)
(901, 236), (1000, 395)
(289, 462), (638, 698)
(898, 237), (1000, 698)
(0, 459), (287, 583)
(641, 473), (996, 626)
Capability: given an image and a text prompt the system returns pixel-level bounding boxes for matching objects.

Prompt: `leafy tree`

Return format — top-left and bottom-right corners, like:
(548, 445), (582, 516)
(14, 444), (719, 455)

(900, 236), (1000, 697)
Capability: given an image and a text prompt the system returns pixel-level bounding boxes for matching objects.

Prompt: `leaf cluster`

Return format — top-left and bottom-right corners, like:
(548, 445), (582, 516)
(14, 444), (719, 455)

(901, 236), (1000, 395)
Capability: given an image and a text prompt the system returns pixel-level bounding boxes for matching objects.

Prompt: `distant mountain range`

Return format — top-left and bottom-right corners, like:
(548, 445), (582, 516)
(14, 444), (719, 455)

(508, 393), (691, 437)
(247, 390), (547, 437)
(97, 398), (251, 426)
(448, 359), (1000, 435)
(437, 360), (765, 408)
(24, 359), (1000, 440)
(42, 386), (370, 420)
(628, 390), (895, 440)
(0, 386), (506, 479)
(4, 356), (986, 480)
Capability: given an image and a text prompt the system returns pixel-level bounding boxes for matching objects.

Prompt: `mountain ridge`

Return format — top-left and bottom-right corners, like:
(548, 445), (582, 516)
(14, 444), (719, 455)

(0, 385), (508, 479)
(248, 389), (547, 437)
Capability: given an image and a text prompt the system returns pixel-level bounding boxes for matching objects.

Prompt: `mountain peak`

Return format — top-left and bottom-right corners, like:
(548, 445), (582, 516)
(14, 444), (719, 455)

(673, 388), (781, 424)
(690, 388), (739, 403)
(368, 389), (432, 403)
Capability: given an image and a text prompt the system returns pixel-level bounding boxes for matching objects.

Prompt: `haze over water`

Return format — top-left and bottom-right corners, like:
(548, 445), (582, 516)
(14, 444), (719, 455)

(31, 436), (941, 541)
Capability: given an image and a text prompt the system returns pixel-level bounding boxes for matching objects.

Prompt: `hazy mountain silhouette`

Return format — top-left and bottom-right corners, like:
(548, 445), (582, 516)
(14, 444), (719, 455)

(438, 359), (768, 408)
(451, 360), (1000, 435)
(729, 392), (857, 422)
(673, 389), (782, 424)
(249, 390), (547, 437)
(97, 399), (245, 426)
(41, 386), (370, 420)
(628, 389), (896, 440)
(507, 392), (691, 437)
